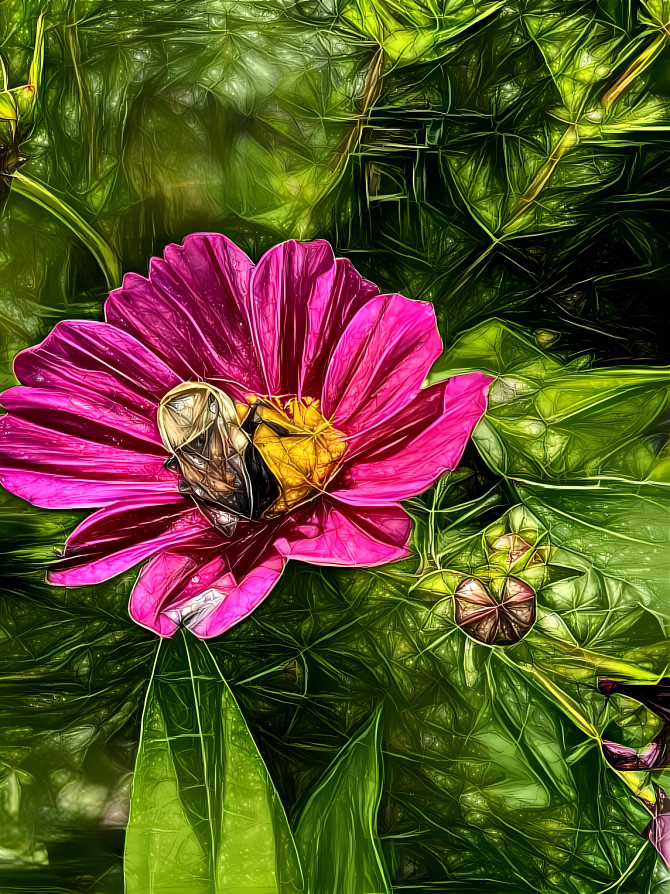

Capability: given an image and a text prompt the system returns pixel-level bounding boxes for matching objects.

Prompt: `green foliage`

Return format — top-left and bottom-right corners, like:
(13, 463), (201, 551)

(124, 633), (303, 893)
(295, 710), (389, 894)
(1, 1), (669, 893)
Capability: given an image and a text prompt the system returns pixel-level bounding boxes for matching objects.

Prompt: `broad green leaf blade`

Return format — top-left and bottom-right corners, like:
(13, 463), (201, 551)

(295, 710), (389, 894)
(524, 10), (622, 117)
(124, 632), (304, 894)
(514, 480), (670, 621)
(431, 319), (670, 481)
(339, 0), (504, 68)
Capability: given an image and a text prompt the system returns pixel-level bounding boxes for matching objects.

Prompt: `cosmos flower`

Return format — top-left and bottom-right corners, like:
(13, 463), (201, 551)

(0, 236), (491, 638)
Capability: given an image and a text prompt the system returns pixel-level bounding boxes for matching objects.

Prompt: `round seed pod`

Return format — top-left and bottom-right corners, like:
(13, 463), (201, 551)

(455, 576), (535, 645)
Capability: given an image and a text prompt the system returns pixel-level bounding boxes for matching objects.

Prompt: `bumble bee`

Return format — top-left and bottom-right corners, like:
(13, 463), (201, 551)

(157, 382), (280, 536)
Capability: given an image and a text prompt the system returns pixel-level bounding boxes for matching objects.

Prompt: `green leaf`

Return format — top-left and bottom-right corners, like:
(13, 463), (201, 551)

(524, 10), (623, 117)
(432, 319), (670, 480)
(515, 479), (670, 621)
(339, 0), (504, 68)
(124, 631), (304, 894)
(295, 710), (389, 894)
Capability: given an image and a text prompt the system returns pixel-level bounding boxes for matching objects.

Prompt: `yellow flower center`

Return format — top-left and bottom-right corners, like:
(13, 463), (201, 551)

(237, 396), (347, 518)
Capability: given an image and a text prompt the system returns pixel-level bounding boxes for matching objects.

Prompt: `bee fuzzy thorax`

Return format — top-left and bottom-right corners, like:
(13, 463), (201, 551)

(158, 383), (347, 534)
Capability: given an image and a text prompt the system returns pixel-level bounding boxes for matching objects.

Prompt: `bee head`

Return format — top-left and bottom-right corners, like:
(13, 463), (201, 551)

(157, 381), (241, 454)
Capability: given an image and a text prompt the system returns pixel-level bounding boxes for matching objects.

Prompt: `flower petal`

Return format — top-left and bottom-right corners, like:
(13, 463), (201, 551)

(330, 372), (492, 505)
(130, 544), (285, 640)
(186, 552), (286, 639)
(48, 495), (210, 586)
(1, 386), (164, 450)
(648, 786), (670, 868)
(13, 319), (180, 410)
(275, 500), (411, 566)
(322, 293), (443, 434)
(0, 415), (177, 508)
(601, 738), (667, 771)
(248, 240), (377, 397)
(129, 541), (225, 637)
(106, 233), (262, 395)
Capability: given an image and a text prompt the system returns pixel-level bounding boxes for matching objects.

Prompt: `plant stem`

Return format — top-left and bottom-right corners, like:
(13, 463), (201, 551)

(10, 170), (122, 289)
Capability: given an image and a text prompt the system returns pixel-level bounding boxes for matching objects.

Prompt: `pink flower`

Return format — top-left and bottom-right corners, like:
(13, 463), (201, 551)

(0, 236), (491, 638)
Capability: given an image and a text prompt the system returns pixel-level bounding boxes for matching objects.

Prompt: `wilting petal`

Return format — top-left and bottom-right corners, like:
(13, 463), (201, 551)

(106, 233), (262, 395)
(601, 738), (667, 771)
(275, 500), (411, 566)
(599, 676), (670, 771)
(322, 293), (443, 435)
(13, 319), (180, 411)
(331, 372), (492, 505)
(48, 495), (209, 586)
(0, 415), (177, 508)
(248, 240), (377, 397)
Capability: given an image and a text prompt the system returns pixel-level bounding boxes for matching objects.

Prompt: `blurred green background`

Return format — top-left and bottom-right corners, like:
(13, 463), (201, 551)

(1, 1), (669, 892)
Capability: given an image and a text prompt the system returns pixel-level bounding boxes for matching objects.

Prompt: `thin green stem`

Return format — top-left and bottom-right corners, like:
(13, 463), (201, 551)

(10, 170), (122, 289)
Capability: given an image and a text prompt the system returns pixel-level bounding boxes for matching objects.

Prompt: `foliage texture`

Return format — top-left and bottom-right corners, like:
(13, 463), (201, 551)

(1, 1), (669, 892)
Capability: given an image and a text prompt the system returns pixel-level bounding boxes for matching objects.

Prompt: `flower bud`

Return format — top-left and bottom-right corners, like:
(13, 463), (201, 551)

(0, 15), (44, 196)
(491, 533), (532, 564)
(455, 576), (535, 645)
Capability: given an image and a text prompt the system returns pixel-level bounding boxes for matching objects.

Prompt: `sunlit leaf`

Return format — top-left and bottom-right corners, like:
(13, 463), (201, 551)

(124, 632), (303, 894)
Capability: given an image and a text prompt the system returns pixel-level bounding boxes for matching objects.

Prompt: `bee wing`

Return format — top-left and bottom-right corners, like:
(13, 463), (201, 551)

(159, 383), (254, 519)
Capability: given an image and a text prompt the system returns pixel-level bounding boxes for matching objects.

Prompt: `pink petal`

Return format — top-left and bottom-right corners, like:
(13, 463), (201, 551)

(648, 787), (670, 868)
(330, 372), (492, 505)
(130, 544), (285, 639)
(248, 241), (377, 397)
(105, 233), (262, 396)
(1, 386), (164, 450)
(13, 319), (180, 411)
(0, 415), (177, 508)
(186, 552), (286, 639)
(601, 738), (666, 771)
(275, 500), (411, 566)
(48, 495), (210, 586)
(322, 293), (443, 435)
(129, 542), (225, 637)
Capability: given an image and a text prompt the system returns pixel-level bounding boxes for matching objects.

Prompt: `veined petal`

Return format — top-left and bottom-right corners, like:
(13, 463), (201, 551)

(0, 415), (177, 508)
(130, 545), (285, 640)
(48, 495), (210, 586)
(1, 386), (165, 450)
(13, 319), (180, 411)
(106, 233), (262, 395)
(275, 500), (411, 566)
(248, 240), (376, 397)
(330, 372), (492, 505)
(322, 293), (443, 435)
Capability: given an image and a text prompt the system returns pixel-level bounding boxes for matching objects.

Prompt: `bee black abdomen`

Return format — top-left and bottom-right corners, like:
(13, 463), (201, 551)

(245, 442), (280, 520)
